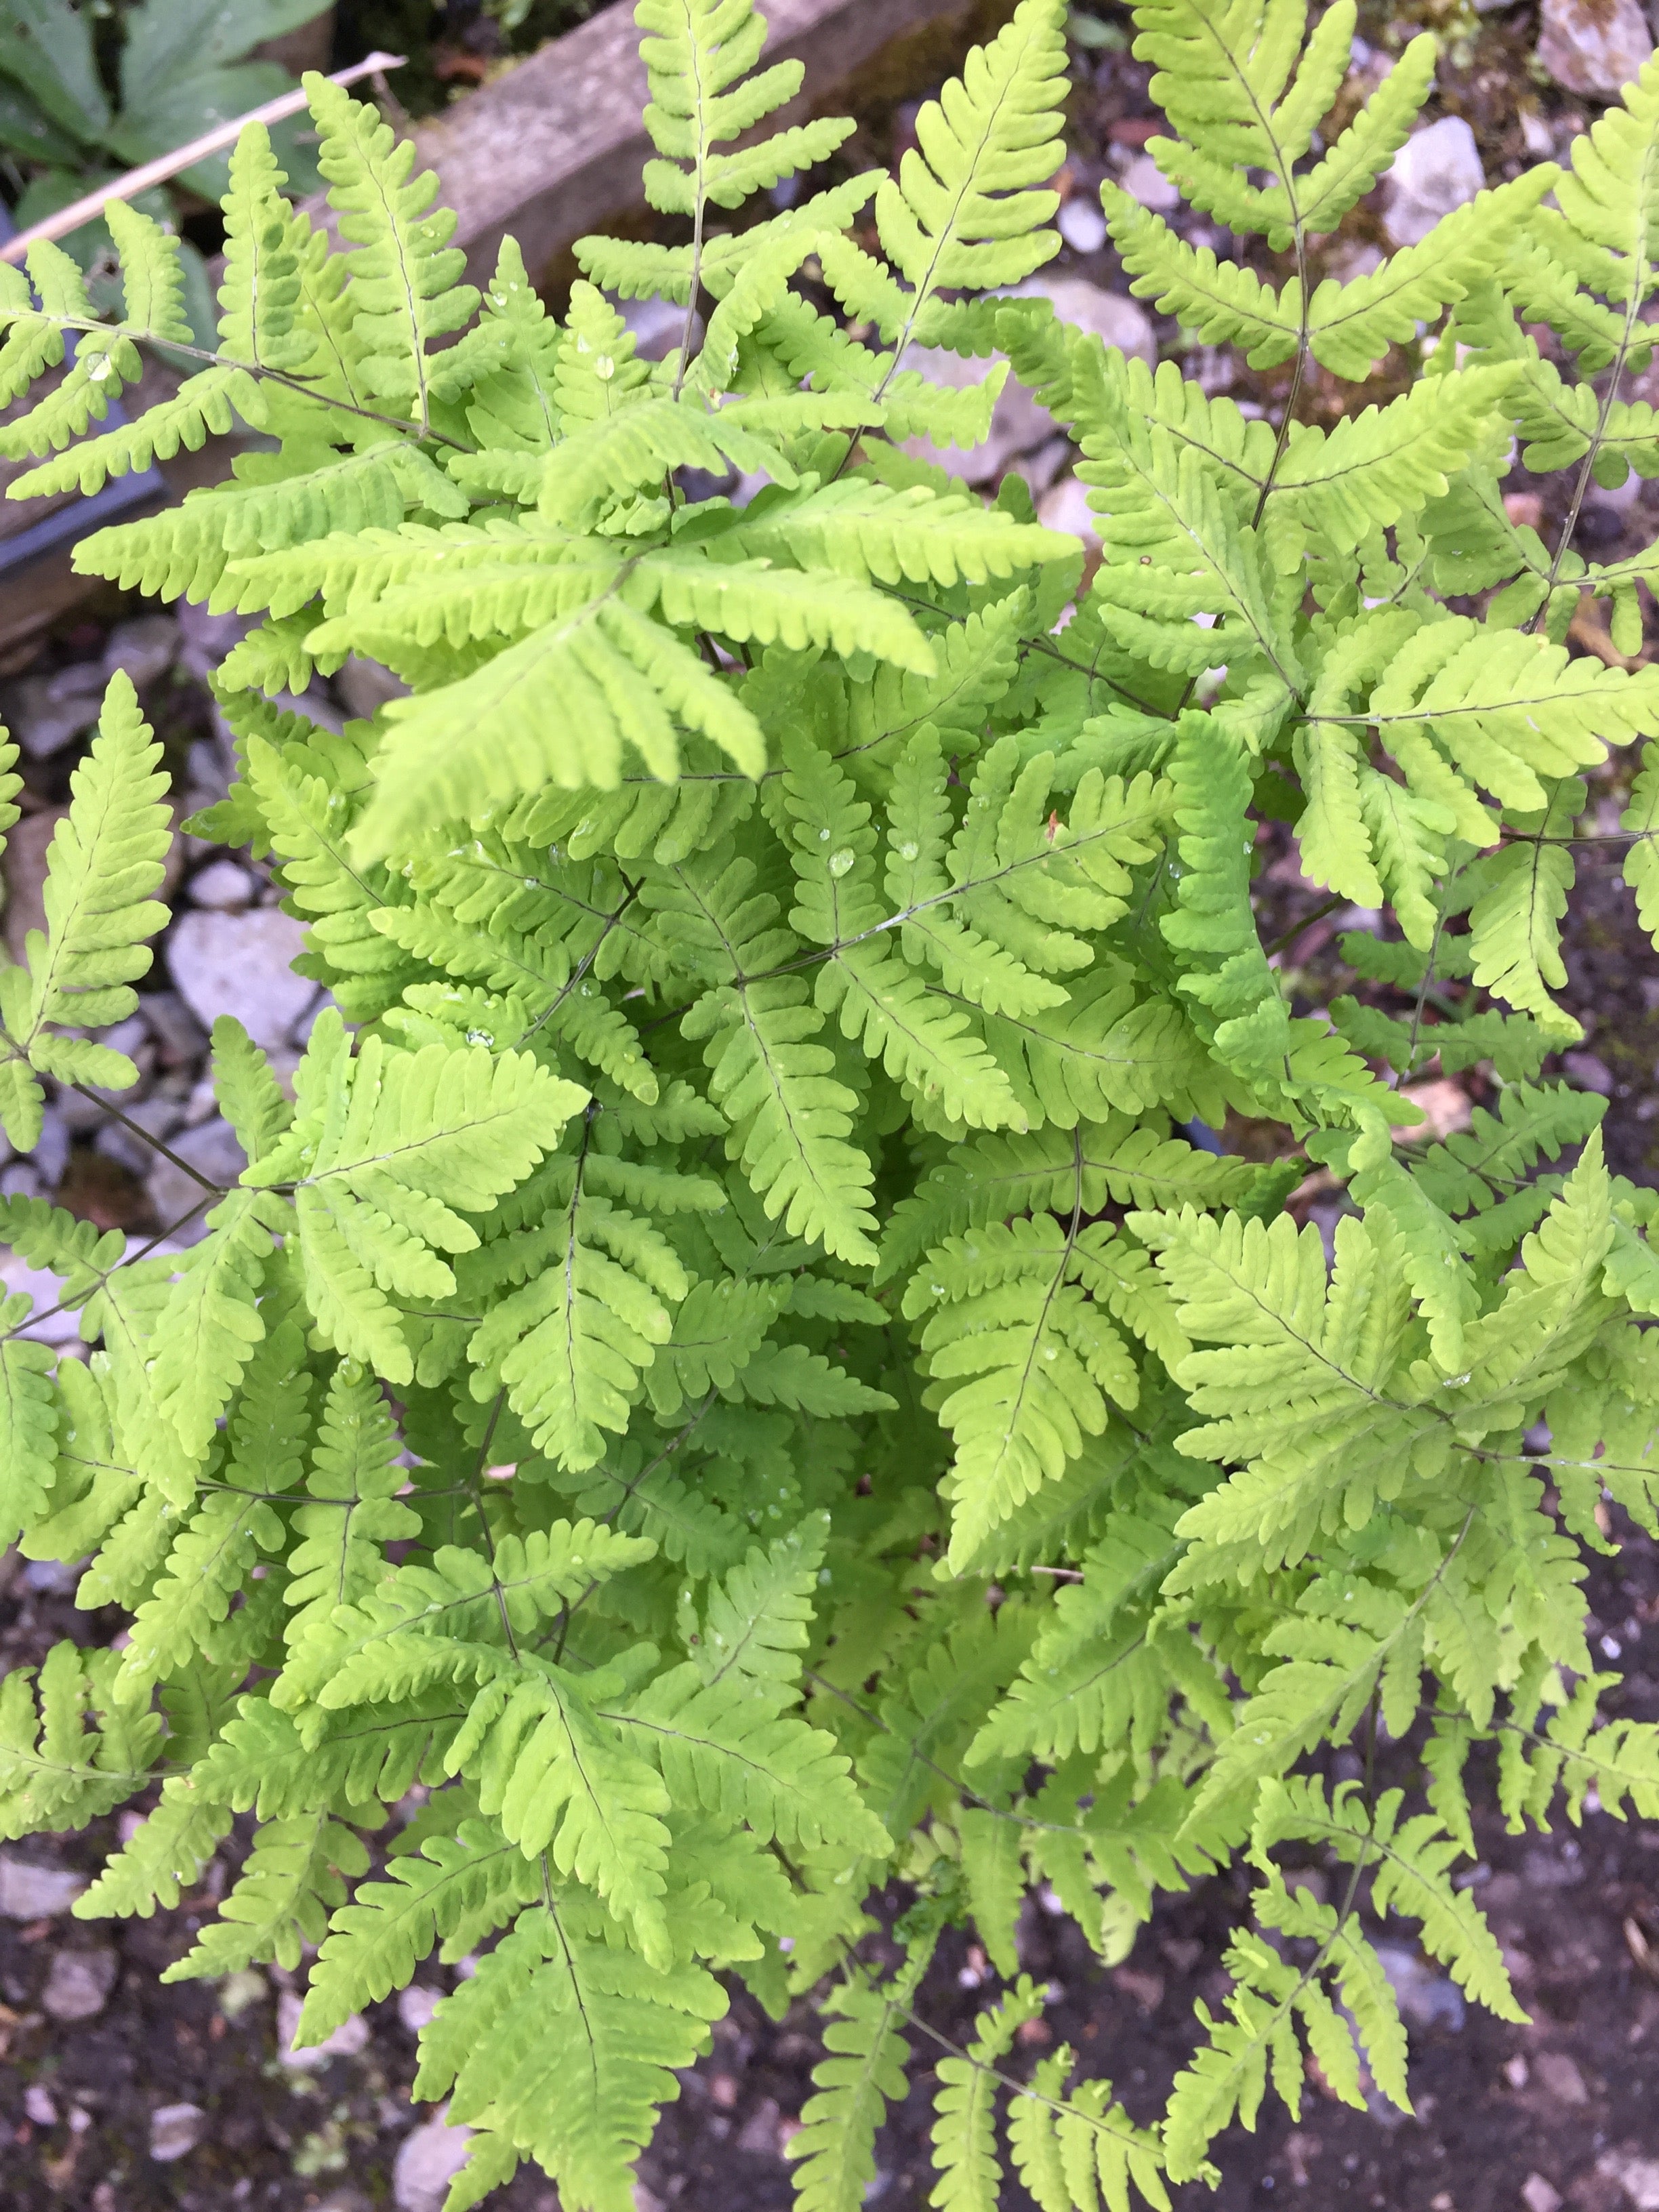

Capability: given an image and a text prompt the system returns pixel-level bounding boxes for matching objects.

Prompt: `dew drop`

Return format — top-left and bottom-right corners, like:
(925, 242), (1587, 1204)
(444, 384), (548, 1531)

(828, 848), (855, 876)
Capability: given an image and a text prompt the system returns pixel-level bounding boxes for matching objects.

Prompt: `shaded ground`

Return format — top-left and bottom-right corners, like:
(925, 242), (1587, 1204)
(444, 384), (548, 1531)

(5, 1530), (1659, 2211)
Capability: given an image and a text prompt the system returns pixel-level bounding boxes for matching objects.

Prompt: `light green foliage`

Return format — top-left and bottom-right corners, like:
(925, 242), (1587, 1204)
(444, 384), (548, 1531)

(3, 3), (1658, 2206)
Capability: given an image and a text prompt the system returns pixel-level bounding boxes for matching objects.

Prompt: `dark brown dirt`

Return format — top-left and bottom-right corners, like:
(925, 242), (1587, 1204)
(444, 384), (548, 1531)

(5, 1527), (1659, 2211)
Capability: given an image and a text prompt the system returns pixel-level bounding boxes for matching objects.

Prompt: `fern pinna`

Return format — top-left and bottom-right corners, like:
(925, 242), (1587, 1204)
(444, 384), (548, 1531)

(2, 0), (1659, 2202)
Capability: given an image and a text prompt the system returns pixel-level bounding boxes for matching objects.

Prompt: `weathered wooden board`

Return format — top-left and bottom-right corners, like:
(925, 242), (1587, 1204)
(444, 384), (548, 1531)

(0, 0), (994, 649)
(403, 0), (989, 288)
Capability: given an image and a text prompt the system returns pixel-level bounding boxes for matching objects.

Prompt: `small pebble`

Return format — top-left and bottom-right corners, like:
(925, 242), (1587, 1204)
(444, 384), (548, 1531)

(41, 1946), (118, 2022)
(392, 2110), (475, 2212)
(1535, 2051), (1589, 2105)
(735, 2097), (783, 2156)
(1562, 1049), (1614, 1097)
(278, 1988), (370, 2068)
(397, 1984), (443, 2036)
(186, 858), (258, 911)
(1057, 197), (1108, 253)
(148, 2102), (207, 2163)
(0, 1855), (87, 1919)
(24, 2083), (58, 2128)
(1119, 153), (1181, 211)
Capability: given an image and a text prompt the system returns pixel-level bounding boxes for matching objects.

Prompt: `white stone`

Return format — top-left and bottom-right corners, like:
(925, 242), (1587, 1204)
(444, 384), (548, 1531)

(0, 1250), (85, 1346)
(186, 859), (257, 912)
(24, 2083), (58, 2127)
(0, 1849), (88, 1920)
(335, 655), (411, 722)
(1521, 2176), (1561, 2212)
(41, 1945), (118, 2020)
(148, 2102), (207, 2163)
(1038, 474), (1102, 543)
(1120, 152), (1181, 211)
(1057, 197), (1109, 253)
(397, 1983), (443, 2035)
(1383, 117), (1485, 249)
(393, 2110), (476, 2212)
(1539, 0), (1654, 94)
(1607, 2156), (1659, 2212)
(278, 1986), (371, 2068)
(166, 906), (314, 1050)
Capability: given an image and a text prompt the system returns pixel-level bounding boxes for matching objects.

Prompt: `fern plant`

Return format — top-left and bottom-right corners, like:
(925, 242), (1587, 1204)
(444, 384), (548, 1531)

(3, 1), (1659, 2203)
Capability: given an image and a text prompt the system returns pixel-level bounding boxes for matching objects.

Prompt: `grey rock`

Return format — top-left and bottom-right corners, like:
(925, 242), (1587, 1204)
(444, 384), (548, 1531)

(1536, 2051), (1590, 2104)
(148, 2102), (207, 2163)
(140, 991), (209, 1067)
(41, 1945), (118, 2021)
(1119, 152), (1181, 211)
(145, 1115), (248, 1243)
(1563, 1048), (1615, 1095)
(1373, 1940), (1465, 2030)
(1011, 434), (1072, 495)
(0, 1853), (86, 1917)
(24, 2083), (58, 2127)
(167, 906), (314, 1050)
(20, 1559), (78, 1594)
(1038, 473), (1102, 543)
(95, 1094), (185, 1179)
(103, 614), (177, 691)
(1539, 0), (1653, 93)
(1023, 274), (1156, 366)
(622, 293), (695, 361)
(0, 664), (106, 760)
(736, 2097), (785, 2156)
(3, 806), (68, 965)
(176, 602), (252, 686)
(26, 1101), (71, 1186)
(1383, 117), (1484, 249)
(392, 2112), (476, 2212)
(335, 655), (411, 722)
(906, 276), (1155, 487)
(186, 858), (258, 912)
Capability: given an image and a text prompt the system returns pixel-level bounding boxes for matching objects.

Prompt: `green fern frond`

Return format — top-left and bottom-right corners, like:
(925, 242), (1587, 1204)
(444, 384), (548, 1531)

(0, 674), (171, 1149)
(304, 71), (480, 424)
